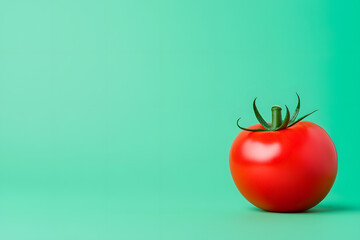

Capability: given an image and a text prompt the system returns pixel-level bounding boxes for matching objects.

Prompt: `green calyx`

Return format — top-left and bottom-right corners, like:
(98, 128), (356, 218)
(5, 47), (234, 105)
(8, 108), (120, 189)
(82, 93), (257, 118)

(237, 93), (318, 132)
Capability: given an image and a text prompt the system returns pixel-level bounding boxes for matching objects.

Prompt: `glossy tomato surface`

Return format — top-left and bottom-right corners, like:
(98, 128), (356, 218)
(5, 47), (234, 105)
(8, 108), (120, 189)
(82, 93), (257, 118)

(229, 121), (337, 212)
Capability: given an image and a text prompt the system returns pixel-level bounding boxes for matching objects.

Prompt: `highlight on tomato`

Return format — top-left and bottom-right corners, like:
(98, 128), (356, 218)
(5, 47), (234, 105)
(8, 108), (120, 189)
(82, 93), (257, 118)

(229, 94), (337, 212)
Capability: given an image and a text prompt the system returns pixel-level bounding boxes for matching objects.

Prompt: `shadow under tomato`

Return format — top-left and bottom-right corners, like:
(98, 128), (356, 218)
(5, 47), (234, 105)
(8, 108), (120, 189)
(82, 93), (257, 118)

(250, 204), (360, 214)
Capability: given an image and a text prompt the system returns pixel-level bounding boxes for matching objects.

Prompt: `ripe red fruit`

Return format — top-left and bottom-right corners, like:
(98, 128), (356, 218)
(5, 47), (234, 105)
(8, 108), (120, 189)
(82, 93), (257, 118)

(229, 96), (337, 212)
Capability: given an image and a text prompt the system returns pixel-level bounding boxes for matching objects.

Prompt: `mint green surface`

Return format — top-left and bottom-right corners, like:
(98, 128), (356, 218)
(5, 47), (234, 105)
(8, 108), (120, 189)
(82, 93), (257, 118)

(0, 0), (359, 239)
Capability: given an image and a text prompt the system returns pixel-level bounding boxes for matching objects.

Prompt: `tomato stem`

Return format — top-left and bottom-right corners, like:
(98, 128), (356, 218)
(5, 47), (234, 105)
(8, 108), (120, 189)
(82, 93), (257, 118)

(236, 94), (318, 132)
(271, 105), (282, 130)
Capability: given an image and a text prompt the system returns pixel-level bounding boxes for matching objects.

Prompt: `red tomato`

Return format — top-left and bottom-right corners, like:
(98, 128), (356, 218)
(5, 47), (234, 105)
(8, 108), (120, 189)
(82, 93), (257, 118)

(229, 121), (337, 212)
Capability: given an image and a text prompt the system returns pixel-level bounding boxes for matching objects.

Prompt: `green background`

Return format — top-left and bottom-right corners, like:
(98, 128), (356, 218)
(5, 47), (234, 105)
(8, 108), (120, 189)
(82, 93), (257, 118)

(0, 0), (359, 239)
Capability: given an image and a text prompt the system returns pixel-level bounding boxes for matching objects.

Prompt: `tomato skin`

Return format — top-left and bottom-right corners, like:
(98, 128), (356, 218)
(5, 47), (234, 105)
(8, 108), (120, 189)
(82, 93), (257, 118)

(229, 121), (337, 212)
